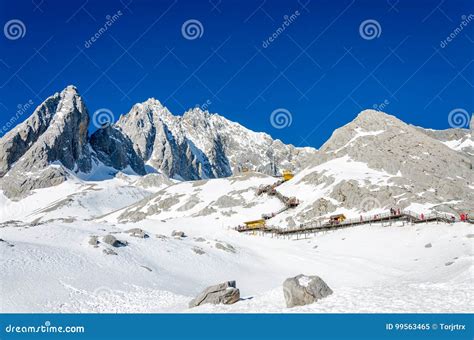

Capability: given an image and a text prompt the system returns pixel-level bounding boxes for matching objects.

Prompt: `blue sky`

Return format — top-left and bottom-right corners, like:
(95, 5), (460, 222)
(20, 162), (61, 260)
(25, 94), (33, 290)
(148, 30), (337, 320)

(0, 0), (473, 147)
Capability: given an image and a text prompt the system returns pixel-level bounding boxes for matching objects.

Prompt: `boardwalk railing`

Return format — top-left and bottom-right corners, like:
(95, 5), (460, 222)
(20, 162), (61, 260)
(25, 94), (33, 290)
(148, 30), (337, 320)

(235, 209), (461, 235)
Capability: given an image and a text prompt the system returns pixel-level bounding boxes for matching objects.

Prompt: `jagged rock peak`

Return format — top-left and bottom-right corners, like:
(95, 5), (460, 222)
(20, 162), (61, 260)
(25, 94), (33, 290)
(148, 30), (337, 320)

(0, 85), (92, 198)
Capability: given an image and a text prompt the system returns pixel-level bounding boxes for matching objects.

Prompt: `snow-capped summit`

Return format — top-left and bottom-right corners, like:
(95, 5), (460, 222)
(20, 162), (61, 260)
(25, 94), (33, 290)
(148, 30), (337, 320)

(101, 95), (317, 181)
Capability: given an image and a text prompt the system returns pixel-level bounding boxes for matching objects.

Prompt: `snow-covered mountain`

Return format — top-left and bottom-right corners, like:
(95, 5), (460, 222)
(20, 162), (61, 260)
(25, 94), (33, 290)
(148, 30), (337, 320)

(0, 86), (316, 198)
(274, 110), (474, 224)
(98, 97), (316, 180)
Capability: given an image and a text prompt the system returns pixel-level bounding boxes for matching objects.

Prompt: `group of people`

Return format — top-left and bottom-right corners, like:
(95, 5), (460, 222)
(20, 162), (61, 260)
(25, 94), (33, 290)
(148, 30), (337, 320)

(357, 209), (470, 224)
(389, 208), (401, 216)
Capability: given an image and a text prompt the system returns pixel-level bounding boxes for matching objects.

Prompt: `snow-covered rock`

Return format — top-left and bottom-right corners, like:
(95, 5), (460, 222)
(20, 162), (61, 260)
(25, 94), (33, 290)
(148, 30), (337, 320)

(189, 281), (240, 308)
(283, 274), (333, 308)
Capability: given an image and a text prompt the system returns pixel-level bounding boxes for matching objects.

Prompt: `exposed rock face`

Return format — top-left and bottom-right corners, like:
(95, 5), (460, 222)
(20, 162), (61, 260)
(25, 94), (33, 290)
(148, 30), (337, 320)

(192, 246), (205, 255)
(215, 242), (236, 253)
(0, 86), (92, 198)
(283, 274), (333, 308)
(0, 86), (91, 175)
(89, 125), (145, 175)
(418, 127), (473, 160)
(188, 281), (240, 308)
(133, 173), (174, 189)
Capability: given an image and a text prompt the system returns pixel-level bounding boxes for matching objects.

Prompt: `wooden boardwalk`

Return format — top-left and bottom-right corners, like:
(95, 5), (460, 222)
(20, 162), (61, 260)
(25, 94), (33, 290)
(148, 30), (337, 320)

(236, 176), (471, 237)
(235, 209), (463, 236)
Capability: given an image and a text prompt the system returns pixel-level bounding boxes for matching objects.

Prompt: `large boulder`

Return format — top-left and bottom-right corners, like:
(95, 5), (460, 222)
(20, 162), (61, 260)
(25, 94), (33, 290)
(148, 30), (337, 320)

(188, 281), (240, 308)
(171, 230), (186, 238)
(283, 274), (333, 308)
(126, 228), (149, 238)
(102, 234), (126, 247)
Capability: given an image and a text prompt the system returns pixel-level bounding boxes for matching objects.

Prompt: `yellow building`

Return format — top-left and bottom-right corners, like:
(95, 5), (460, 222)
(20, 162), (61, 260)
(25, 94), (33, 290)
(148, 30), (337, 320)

(243, 219), (266, 229)
(282, 170), (294, 181)
(329, 214), (346, 223)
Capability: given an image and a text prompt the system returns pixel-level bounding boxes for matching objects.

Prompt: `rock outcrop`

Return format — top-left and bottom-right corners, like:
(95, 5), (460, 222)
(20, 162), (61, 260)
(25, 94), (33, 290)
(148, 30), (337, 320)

(188, 281), (240, 308)
(89, 125), (145, 175)
(102, 234), (126, 247)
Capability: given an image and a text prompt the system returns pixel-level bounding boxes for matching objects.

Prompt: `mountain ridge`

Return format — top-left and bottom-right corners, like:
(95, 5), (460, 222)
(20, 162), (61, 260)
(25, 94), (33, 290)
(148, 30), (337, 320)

(0, 86), (317, 198)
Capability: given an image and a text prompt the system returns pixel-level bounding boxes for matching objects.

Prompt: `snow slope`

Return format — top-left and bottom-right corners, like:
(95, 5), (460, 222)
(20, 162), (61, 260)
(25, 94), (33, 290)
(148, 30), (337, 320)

(0, 172), (168, 224)
(1, 218), (472, 313)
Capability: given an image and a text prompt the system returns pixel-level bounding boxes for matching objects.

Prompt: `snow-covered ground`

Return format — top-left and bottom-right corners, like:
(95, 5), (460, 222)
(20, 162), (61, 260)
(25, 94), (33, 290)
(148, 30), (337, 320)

(1, 212), (472, 312)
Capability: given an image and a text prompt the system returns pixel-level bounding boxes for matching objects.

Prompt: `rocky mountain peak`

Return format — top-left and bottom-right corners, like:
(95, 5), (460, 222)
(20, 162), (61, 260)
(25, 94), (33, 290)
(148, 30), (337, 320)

(351, 109), (403, 130)
(117, 98), (174, 130)
(0, 85), (93, 198)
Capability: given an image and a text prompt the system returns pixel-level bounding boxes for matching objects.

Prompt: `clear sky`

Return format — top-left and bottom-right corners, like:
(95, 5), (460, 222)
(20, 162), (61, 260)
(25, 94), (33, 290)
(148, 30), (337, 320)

(0, 0), (473, 148)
